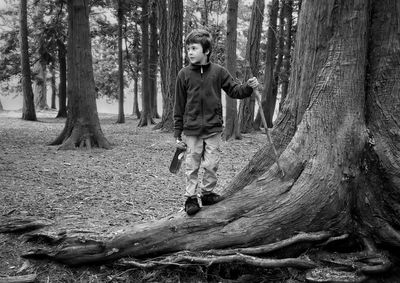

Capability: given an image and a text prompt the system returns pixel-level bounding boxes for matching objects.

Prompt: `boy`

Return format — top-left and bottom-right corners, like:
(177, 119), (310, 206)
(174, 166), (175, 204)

(174, 29), (259, 215)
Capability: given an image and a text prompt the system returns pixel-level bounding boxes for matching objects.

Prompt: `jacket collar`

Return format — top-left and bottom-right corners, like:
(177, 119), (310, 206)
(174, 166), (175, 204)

(189, 62), (211, 70)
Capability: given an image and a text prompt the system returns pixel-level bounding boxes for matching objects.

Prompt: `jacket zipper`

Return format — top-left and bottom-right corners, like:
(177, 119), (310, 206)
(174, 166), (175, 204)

(201, 65), (204, 129)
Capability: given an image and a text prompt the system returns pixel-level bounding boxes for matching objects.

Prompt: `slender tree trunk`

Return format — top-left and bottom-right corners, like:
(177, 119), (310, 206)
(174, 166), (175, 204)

(223, 0), (241, 141)
(50, 0), (110, 149)
(254, 0), (282, 130)
(149, 0), (159, 119)
(56, 39), (67, 118)
(132, 24), (141, 119)
(0, 99), (3, 111)
(138, 0), (154, 127)
(279, 0), (293, 111)
(33, 60), (48, 110)
(116, 1), (125, 124)
(154, 0), (168, 130)
(238, 0), (265, 133)
(19, 0), (37, 121)
(133, 75), (140, 118)
(50, 63), (57, 109)
(261, 0), (279, 128)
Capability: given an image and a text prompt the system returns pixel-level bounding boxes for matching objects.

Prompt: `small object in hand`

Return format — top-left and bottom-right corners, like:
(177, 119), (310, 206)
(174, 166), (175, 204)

(169, 145), (186, 174)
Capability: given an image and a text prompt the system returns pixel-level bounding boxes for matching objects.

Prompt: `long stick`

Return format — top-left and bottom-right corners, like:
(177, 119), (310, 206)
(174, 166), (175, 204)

(254, 89), (285, 177)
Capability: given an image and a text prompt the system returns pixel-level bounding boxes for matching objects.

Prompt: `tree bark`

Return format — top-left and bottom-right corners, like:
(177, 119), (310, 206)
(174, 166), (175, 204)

(238, 0), (265, 133)
(56, 39), (67, 118)
(223, 0), (241, 141)
(279, 0), (294, 111)
(149, 0), (159, 119)
(116, 0), (125, 124)
(154, 0), (168, 129)
(156, 0), (183, 131)
(260, 0), (279, 128)
(22, 1), (400, 280)
(50, 0), (110, 149)
(50, 63), (57, 109)
(19, 0), (37, 121)
(138, 0), (154, 127)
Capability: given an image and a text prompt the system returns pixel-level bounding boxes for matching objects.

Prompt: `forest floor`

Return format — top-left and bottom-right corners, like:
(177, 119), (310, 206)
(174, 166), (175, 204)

(0, 109), (271, 282)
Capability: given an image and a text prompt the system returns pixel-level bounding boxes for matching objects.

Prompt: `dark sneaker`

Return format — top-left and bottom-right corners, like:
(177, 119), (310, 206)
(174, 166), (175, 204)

(185, 197), (200, 215)
(201, 192), (222, 206)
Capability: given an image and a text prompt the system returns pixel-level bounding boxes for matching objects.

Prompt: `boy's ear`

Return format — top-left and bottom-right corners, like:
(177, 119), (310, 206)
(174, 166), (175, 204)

(205, 49), (210, 55)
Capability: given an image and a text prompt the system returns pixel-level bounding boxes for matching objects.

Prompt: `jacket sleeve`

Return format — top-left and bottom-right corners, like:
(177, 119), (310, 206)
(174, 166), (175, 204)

(173, 71), (186, 138)
(220, 67), (253, 99)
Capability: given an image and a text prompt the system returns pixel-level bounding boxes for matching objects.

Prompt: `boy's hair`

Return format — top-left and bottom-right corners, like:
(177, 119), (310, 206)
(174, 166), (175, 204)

(185, 29), (212, 58)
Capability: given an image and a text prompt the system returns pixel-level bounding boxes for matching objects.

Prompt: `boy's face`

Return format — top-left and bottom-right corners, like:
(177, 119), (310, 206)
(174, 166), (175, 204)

(187, 43), (209, 65)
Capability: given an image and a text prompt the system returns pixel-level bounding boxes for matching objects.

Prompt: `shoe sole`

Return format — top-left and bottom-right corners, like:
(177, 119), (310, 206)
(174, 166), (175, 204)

(186, 206), (200, 215)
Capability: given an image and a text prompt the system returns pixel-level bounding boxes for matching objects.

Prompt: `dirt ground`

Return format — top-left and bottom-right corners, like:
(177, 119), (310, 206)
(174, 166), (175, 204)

(0, 110), (268, 282)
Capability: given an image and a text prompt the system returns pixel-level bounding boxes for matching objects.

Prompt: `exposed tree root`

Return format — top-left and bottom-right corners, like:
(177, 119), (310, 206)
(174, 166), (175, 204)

(118, 252), (317, 269)
(0, 274), (37, 283)
(1, 216), (396, 282)
(208, 231), (332, 256)
(0, 217), (52, 233)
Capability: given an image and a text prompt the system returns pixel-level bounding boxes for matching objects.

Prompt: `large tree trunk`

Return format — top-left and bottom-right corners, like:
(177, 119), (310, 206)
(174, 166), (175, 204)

(156, 0), (182, 131)
(223, 0), (241, 141)
(50, 0), (110, 149)
(19, 0), (37, 121)
(21, 0), (400, 280)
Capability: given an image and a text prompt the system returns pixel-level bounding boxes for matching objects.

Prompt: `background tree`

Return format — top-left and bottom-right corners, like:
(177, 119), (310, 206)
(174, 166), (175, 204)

(279, 0), (294, 111)
(238, 0), (264, 133)
(154, 0), (168, 130)
(149, 0), (159, 119)
(260, 0), (279, 128)
(223, 0), (240, 141)
(19, 0), (36, 121)
(137, 0), (154, 127)
(32, 1), (49, 110)
(116, 0), (125, 124)
(56, 38), (67, 118)
(50, 0), (110, 149)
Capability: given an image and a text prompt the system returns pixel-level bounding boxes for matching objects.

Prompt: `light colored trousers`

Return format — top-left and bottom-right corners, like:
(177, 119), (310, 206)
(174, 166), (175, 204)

(184, 133), (221, 197)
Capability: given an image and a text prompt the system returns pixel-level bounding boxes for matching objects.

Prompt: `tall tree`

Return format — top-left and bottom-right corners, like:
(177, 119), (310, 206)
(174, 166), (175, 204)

(279, 0), (294, 110)
(154, 0), (168, 130)
(19, 0), (37, 121)
(116, 0), (125, 124)
(138, 0), (154, 127)
(32, 1), (49, 110)
(56, 39), (67, 118)
(50, 63), (56, 109)
(261, 0), (279, 128)
(149, 0), (159, 119)
(50, 0), (110, 149)
(223, 0), (241, 141)
(157, 0), (183, 131)
(238, 0), (265, 133)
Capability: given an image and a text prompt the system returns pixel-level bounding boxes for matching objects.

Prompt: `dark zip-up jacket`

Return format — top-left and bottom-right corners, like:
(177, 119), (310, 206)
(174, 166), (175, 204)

(174, 62), (253, 138)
